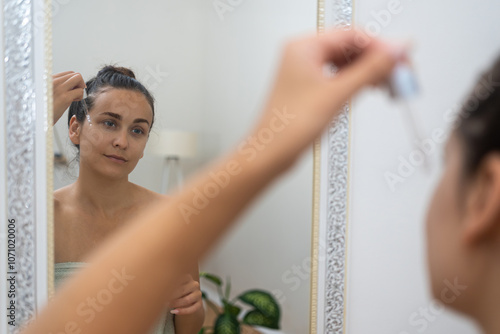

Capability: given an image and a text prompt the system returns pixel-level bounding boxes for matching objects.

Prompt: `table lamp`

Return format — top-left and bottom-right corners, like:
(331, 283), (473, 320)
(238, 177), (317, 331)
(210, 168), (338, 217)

(148, 130), (197, 193)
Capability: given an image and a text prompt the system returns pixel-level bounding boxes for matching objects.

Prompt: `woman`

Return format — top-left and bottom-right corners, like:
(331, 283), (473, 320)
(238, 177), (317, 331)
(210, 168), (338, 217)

(22, 28), (500, 333)
(52, 66), (204, 334)
(426, 54), (500, 333)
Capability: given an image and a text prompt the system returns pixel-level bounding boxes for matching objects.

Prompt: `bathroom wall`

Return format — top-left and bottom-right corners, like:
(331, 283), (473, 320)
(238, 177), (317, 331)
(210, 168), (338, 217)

(195, 1), (316, 333)
(346, 1), (500, 333)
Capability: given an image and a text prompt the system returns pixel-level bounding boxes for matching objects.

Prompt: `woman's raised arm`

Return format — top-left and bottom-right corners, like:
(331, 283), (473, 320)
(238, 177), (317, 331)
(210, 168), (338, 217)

(25, 29), (401, 334)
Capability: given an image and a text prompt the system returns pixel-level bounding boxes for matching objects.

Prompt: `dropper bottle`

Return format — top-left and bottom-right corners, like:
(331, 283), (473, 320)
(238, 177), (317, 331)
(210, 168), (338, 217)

(387, 62), (429, 171)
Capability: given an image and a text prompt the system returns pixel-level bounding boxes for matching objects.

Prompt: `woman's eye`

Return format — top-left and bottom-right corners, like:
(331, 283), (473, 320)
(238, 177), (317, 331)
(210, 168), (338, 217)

(132, 128), (144, 135)
(103, 120), (116, 127)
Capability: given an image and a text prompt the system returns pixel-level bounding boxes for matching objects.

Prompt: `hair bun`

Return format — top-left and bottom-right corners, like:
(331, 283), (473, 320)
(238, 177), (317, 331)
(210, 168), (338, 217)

(97, 65), (136, 79)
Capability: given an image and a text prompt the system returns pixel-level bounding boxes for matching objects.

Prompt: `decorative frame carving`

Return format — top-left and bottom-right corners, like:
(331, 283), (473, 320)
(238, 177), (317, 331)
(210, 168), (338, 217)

(0, 0), (52, 332)
(311, 1), (353, 333)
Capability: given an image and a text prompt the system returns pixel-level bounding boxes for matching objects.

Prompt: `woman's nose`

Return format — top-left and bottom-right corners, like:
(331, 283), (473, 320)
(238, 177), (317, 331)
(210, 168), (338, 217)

(113, 130), (129, 149)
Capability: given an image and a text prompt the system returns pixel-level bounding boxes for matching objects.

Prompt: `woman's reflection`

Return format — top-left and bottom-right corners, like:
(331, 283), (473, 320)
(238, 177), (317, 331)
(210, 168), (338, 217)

(52, 66), (204, 334)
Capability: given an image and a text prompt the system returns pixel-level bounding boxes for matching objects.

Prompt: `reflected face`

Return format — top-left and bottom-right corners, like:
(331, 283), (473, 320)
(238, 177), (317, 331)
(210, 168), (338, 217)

(71, 88), (153, 179)
(425, 134), (470, 310)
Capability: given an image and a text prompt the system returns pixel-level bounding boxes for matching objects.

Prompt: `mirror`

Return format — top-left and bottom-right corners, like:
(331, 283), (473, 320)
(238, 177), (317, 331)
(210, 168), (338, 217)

(51, 0), (317, 332)
(1, 0), (51, 332)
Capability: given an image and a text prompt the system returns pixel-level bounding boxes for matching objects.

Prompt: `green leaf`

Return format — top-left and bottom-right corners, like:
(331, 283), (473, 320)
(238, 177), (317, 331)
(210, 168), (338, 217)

(198, 328), (205, 334)
(213, 314), (240, 334)
(200, 272), (223, 286)
(242, 310), (279, 330)
(238, 290), (281, 321)
(222, 299), (241, 318)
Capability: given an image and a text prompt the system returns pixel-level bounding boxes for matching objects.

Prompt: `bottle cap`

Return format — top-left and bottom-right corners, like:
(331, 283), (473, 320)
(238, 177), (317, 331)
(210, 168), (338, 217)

(388, 63), (419, 100)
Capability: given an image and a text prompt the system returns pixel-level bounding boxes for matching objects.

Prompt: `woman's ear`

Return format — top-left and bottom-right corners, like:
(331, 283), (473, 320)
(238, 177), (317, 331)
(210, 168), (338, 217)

(462, 153), (500, 246)
(68, 115), (81, 146)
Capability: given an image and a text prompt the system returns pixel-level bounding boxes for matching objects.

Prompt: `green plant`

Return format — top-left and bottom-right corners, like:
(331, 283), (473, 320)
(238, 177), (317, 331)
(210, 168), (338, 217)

(198, 272), (281, 334)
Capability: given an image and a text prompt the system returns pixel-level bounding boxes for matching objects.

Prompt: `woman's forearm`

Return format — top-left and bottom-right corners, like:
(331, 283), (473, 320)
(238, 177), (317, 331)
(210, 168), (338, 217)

(174, 307), (205, 334)
(173, 264), (205, 334)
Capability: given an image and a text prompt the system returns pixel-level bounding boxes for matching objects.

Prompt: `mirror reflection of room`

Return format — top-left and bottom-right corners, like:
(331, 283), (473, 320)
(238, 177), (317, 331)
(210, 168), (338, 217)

(51, 1), (315, 333)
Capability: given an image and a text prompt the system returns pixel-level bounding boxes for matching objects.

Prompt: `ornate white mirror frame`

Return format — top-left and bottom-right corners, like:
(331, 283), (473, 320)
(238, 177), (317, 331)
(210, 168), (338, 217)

(311, 1), (353, 333)
(0, 0), (52, 333)
(0, 0), (352, 333)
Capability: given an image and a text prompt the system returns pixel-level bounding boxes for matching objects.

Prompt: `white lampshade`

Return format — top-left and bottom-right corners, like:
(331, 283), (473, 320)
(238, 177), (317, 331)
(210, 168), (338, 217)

(148, 130), (197, 158)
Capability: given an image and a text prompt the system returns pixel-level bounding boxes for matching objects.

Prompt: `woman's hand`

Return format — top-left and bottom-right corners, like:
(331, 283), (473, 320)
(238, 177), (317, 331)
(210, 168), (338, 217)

(169, 275), (203, 316)
(53, 71), (86, 125)
(252, 28), (405, 171)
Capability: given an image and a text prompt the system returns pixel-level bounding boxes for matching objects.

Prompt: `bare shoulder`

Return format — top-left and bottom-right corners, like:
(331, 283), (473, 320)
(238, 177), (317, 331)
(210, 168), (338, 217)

(53, 184), (75, 214)
(53, 184), (80, 235)
(131, 184), (169, 206)
(53, 184), (79, 262)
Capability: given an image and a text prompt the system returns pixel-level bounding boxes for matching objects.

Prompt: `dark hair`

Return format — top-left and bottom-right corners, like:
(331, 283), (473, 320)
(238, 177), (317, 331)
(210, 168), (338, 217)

(455, 55), (500, 177)
(68, 66), (155, 148)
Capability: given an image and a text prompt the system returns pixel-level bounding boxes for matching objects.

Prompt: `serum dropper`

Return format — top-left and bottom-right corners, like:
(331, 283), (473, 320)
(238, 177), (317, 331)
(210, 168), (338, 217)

(387, 61), (430, 172)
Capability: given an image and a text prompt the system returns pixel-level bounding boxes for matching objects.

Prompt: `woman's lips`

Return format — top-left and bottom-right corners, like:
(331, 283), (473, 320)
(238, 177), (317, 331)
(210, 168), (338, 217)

(104, 154), (127, 163)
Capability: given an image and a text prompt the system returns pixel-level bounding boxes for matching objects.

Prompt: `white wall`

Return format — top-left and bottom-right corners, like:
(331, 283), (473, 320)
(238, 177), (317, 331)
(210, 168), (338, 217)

(196, 2), (316, 333)
(346, 0), (500, 333)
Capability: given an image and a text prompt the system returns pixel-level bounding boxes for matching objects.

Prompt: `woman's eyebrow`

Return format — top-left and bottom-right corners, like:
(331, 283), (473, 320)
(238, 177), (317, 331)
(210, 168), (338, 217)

(133, 118), (150, 126)
(101, 112), (122, 120)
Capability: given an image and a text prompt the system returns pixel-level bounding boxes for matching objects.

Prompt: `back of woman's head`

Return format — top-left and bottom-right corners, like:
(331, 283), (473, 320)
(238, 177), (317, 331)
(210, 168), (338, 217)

(68, 65), (155, 130)
(455, 55), (500, 177)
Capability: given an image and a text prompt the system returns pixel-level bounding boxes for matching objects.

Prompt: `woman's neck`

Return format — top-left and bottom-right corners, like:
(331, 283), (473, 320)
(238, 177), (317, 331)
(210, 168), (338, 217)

(467, 253), (500, 334)
(73, 166), (135, 217)
(476, 286), (500, 334)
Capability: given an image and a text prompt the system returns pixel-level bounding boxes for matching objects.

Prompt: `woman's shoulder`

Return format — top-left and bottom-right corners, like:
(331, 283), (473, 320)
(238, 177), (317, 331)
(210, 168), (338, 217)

(131, 183), (169, 204)
(54, 184), (76, 212)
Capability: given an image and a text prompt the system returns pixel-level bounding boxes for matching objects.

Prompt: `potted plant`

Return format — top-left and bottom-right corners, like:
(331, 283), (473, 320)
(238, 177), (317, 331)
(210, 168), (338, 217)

(198, 272), (281, 334)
